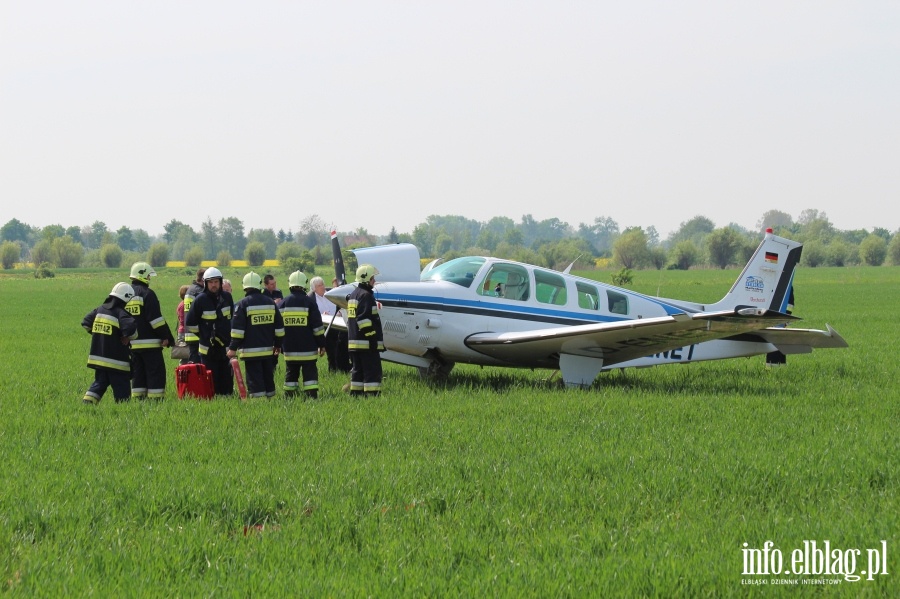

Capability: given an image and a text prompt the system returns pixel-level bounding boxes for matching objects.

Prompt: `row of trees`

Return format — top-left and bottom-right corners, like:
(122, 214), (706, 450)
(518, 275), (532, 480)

(2, 210), (899, 272)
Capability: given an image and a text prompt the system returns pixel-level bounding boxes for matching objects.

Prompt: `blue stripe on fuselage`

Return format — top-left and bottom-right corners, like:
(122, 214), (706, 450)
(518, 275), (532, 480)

(374, 291), (687, 327)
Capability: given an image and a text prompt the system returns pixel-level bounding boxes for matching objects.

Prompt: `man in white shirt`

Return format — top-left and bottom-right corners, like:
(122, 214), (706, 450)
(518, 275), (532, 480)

(309, 276), (351, 373)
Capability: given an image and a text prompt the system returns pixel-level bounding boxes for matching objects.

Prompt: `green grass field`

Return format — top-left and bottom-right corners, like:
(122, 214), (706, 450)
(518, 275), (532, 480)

(1, 266), (897, 596)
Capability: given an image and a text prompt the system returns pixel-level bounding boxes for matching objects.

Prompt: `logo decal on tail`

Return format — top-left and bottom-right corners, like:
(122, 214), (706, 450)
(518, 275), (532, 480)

(745, 276), (765, 293)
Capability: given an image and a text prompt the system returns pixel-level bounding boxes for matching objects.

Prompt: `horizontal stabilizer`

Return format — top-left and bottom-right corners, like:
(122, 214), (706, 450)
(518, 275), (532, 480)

(751, 324), (848, 350)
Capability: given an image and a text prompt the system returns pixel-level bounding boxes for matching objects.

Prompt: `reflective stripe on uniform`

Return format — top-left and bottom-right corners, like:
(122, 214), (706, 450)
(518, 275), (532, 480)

(87, 355), (131, 371)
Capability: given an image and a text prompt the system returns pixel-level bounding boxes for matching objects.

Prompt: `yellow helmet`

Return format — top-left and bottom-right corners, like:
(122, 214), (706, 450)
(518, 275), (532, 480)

(129, 261), (156, 283)
(355, 264), (379, 284)
(242, 271), (262, 290)
(288, 271), (309, 290)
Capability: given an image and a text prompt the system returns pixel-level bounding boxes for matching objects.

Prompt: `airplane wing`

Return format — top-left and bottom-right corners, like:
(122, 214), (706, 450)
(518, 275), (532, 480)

(323, 312), (346, 334)
(465, 309), (798, 369)
(742, 324), (848, 353)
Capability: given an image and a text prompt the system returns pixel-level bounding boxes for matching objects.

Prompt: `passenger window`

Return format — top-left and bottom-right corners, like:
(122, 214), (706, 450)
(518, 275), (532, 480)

(478, 265), (530, 301)
(535, 269), (567, 306)
(607, 290), (629, 315)
(576, 282), (600, 310)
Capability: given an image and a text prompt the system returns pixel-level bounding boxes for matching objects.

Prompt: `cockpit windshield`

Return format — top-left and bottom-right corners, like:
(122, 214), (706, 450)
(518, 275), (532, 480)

(420, 257), (486, 288)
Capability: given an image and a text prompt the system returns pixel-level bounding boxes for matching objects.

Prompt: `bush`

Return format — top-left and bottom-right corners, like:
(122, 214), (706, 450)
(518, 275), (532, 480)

(34, 262), (55, 278)
(30, 240), (54, 266)
(669, 241), (699, 270)
(147, 243), (169, 267)
(276, 242), (304, 262)
(216, 250), (233, 267)
(52, 236), (84, 268)
(183, 245), (204, 267)
(648, 247), (667, 270)
(1, 240), (20, 269)
(889, 235), (900, 266)
(611, 267), (633, 286)
(100, 243), (124, 268)
(826, 240), (851, 267)
(282, 257), (315, 276)
(859, 234), (887, 266)
(244, 242), (266, 267)
(801, 240), (826, 267)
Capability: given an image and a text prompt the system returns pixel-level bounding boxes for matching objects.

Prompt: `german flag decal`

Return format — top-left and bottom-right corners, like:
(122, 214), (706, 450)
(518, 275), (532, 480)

(765, 251), (778, 264)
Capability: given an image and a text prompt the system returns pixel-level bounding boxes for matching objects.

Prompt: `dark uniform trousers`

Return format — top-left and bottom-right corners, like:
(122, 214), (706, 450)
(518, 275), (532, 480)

(245, 357), (277, 398)
(350, 351), (382, 394)
(132, 350), (167, 399)
(87, 370), (132, 403)
(203, 346), (233, 396)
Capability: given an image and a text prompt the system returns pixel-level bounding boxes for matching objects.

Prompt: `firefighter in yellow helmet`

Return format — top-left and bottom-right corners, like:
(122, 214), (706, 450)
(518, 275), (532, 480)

(278, 271), (325, 398)
(346, 264), (384, 396)
(227, 272), (285, 398)
(127, 261), (175, 400)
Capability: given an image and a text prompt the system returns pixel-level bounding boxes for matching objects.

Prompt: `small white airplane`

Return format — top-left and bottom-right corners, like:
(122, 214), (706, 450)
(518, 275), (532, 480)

(325, 229), (847, 388)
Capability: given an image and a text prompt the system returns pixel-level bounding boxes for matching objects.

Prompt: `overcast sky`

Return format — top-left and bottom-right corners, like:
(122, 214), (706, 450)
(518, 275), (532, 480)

(2, 1), (899, 240)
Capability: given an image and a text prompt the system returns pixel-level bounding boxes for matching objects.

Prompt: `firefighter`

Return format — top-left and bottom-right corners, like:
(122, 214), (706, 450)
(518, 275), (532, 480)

(82, 282), (139, 404)
(347, 264), (384, 396)
(227, 272), (285, 398)
(279, 271), (325, 398)
(182, 268), (206, 363)
(185, 267), (234, 396)
(127, 261), (175, 400)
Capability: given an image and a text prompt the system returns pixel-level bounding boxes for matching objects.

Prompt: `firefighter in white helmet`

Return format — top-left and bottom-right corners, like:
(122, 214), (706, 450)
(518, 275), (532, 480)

(127, 261), (175, 400)
(346, 264), (384, 396)
(182, 267), (207, 363)
(81, 283), (139, 404)
(278, 271), (325, 398)
(185, 267), (235, 396)
(227, 271), (285, 398)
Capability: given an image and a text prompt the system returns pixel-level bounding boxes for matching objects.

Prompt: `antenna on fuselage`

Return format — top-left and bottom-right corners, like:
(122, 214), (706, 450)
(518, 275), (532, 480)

(562, 254), (584, 274)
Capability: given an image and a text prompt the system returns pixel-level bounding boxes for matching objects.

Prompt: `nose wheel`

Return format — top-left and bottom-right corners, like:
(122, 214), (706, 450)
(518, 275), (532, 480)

(418, 360), (455, 381)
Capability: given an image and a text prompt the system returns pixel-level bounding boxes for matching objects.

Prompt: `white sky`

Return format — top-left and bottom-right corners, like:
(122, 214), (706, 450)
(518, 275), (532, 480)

(2, 1), (899, 240)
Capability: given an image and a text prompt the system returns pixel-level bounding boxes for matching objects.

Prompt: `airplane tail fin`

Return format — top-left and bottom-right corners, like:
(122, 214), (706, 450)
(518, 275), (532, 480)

(708, 229), (802, 313)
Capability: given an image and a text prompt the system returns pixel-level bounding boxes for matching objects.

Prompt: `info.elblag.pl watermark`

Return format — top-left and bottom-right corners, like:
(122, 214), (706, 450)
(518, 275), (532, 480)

(741, 540), (889, 585)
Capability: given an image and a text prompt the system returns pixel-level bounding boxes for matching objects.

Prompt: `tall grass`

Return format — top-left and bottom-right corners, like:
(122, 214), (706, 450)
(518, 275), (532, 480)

(0, 266), (897, 596)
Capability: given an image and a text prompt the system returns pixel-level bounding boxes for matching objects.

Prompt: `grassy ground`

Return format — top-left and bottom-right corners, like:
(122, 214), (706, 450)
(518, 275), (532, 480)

(0, 266), (897, 596)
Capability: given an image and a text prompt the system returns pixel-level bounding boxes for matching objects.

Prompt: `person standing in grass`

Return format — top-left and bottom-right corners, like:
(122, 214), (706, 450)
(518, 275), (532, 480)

(280, 271), (325, 399)
(311, 276), (351, 373)
(81, 283), (138, 405)
(227, 272), (284, 398)
(127, 262), (175, 400)
(186, 267), (234, 396)
(176, 285), (189, 344)
(182, 267), (206, 363)
(346, 264), (384, 397)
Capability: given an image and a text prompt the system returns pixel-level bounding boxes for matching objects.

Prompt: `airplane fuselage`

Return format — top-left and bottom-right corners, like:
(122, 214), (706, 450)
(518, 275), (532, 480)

(367, 256), (777, 372)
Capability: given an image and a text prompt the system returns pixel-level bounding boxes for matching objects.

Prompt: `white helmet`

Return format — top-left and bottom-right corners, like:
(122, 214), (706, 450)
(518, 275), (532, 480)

(203, 267), (223, 281)
(110, 282), (135, 302)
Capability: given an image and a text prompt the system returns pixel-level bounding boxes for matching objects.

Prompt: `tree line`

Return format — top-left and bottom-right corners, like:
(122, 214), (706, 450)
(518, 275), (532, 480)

(2, 209), (898, 273)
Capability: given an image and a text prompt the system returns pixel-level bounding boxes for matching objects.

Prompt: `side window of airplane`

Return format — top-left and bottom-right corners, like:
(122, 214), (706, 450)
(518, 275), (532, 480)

(478, 265), (530, 301)
(534, 269), (567, 306)
(607, 290), (629, 315)
(576, 282), (600, 310)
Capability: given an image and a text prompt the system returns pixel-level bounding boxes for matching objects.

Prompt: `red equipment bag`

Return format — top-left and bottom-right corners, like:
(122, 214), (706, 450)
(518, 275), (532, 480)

(175, 363), (215, 400)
